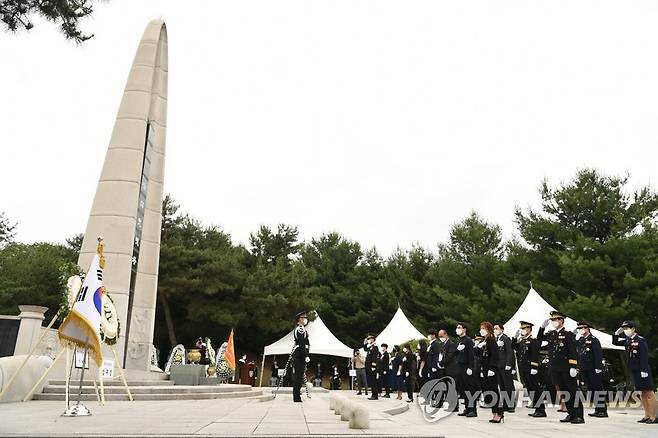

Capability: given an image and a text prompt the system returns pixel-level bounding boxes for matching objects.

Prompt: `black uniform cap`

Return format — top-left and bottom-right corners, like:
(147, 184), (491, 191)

(295, 311), (307, 320)
(519, 321), (533, 329)
(366, 333), (376, 340)
(576, 321), (591, 329)
(549, 310), (566, 320)
(621, 320), (636, 328)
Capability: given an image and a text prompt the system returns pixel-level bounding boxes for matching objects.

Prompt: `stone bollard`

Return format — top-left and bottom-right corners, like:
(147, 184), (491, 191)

(349, 403), (370, 429)
(329, 394), (338, 410)
(334, 397), (344, 415)
(340, 400), (353, 421)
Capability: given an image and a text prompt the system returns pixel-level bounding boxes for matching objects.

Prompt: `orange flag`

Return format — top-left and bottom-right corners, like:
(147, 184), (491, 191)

(225, 328), (236, 369)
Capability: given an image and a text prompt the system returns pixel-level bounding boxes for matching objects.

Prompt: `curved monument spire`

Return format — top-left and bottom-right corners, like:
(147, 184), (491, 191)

(79, 20), (168, 372)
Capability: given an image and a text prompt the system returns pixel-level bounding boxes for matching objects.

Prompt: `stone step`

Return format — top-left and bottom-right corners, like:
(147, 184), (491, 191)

(47, 379), (172, 387)
(33, 389), (264, 401)
(42, 384), (252, 394)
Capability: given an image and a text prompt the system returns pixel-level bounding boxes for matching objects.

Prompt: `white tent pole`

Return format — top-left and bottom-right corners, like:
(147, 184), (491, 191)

(259, 354), (265, 387)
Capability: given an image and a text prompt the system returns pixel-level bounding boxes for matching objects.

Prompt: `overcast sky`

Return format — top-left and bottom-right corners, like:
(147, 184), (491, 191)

(2, 1), (658, 256)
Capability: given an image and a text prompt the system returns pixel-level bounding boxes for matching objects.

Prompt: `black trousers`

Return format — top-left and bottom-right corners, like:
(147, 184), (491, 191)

(405, 373), (414, 400)
(520, 369), (545, 412)
(551, 369), (583, 419)
(482, 372), (504, 415)
(582, 369), (607, 412)
(497, 367), (516, 410)
(366, 369), (379, 399)
(457, 368), (477, 412)
(292, 359), (304, 402)
(381, 371), (390, 395)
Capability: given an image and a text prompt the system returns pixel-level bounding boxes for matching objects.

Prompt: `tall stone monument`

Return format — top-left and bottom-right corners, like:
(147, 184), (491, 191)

(78, 20), (168, 372)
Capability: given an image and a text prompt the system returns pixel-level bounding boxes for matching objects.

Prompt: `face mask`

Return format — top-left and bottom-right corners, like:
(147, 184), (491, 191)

(493, 329), (501, 337)
(577, 328), (586, 336)
(302, 318), (308, 326)
(403, 348), (408, 353)
(456, 328), (463, 336)
(479, 329), (488, 337)
(551, 320), (560, 329)
(522, 329), (530, 337)
(623, 328), (632, 337)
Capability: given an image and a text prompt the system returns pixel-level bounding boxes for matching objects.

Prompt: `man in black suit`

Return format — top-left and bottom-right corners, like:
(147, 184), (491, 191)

(576, 321), (607, 418)
(455, 322), (477, 417)
(380, 343), (391, 398)
(292, 311), (310, 402)
(513, 321), (546, 417)
(425, 328), (440, 381)
(494, 323), (517, 413)
(364, 334), (380, 400)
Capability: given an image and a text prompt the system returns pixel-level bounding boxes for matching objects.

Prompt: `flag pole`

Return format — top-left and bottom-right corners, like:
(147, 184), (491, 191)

(61, 339), (92, 416)
(112, 347), (133, 401)
(22, 347), (65, 402)
(90, 364), (101, 404)
(98, 362), (106, 405)
(65, 346), (72, 408)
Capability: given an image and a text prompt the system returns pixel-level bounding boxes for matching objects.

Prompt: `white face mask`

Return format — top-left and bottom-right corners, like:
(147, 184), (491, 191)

(302, 318), (308, 326)
(403, 348), (408, 353)
(479, 329), (488, 337)
(456, 328), (463, 336)
(493, 329), (501, 337)
(623, 328), (633, 337)
(551, 320), (561, 329)
(522, 328), (530, 337)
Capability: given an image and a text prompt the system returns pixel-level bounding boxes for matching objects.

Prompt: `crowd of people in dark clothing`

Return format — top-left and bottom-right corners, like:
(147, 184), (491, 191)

(348, 312), (657, 426)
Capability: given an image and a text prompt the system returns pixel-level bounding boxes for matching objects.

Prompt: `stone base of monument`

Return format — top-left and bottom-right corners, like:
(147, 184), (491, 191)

(32, 380), (273, 402)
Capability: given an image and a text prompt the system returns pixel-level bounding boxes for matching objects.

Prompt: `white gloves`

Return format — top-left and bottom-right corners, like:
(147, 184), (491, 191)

(487, 370), (495, 377)
(383, 371), (387, 375)
(505, 365), (511, 371)
(431, 368), (437, 372)
(397, 371), (401, 376)
(402, 357), (407, 362)
(418, 370), (423, 377)
(514, 329), (521, 338)
(376, 373), (380, 379)
(569, 368), (577, 378)
(541, 319), (550, 329)
(595, 369), (602, 374)
(457, 343), (465, 351)
(405, 372), (409, 377)
(530, 369), (538, 375)
(477, 342), (486, 349)
(466, 368), (473, 376)
(305, 357), (310, 363)
(511, 370), (516, 375)
(641, 371), (649, 378)
(497, 340), (504, 347)
(614, 327), (623, 335)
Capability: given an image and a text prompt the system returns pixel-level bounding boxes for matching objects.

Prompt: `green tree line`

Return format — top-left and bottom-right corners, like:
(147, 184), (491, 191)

(1, 169), (656, 376)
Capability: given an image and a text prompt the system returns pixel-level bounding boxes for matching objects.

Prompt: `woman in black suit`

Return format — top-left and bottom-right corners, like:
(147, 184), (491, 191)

(478, 321), (504, 423)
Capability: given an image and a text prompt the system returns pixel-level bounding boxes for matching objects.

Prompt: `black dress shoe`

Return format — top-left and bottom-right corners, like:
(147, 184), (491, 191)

(506, 408), (516, 413)
(570, 417), (585, 424)
(457, 411), (468, 416)
(465, 411), (478, 418)
(406, 399), (413, 403)
(592, 412), (608, 418)
(367, 396), (378, 400)
(557, 408), (567, 413)
(638, 417), (649, 423)
(356, 392), (362, 395)
(529, 411), (547, 417)
(646, 418), (658, 424)
(560, 415), (573, 423)
(383, 394), (390, 398)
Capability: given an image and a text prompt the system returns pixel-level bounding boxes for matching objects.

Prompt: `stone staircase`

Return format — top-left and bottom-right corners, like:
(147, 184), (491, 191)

(32, 379), (274, 402)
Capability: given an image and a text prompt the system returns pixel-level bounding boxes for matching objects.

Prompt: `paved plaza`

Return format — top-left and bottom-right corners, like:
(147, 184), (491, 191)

(0, 390), (655, 437)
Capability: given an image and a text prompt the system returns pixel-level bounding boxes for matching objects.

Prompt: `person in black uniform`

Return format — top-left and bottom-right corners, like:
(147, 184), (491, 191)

(364, 334), (380, 400)
(426, 328), (441, 381)
(478, 322), (504, 423)
(401, 344), (415, 402)
(292, 311), (310, 402)
(512, 321), (546, 417)
(538, 310), (584, 424)
(494, 323), (516, 413)
(437, 329), (458, 384)
(575, 321), (607, 418)
(380, 343), (391, 398)
(417, 339), (428, 389)
(455, 322), (477, 417)
(613, 320), (657, 424)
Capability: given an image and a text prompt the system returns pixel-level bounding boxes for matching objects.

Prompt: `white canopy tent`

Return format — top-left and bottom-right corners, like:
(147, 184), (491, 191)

(376, 307), (426, 348)
(260, 313), (353, 386)
(503, 287), (623, 350)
